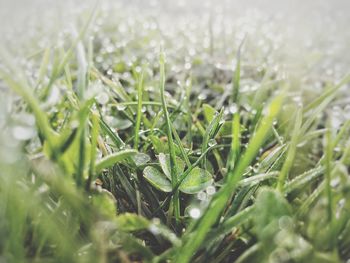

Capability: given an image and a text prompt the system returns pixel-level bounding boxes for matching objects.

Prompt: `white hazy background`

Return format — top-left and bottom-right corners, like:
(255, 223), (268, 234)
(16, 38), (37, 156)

(1, 0), (349, 81)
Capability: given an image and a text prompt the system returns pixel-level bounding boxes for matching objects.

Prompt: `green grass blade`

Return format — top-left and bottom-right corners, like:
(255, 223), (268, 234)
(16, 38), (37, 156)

(283, 166), (324, 194)
(277, 107), (302, 191)
(231, 37), (245, 104)
(91, 67), (132, 102)
(206, 205), (254, 243)
(159, 51), (180, 220)
(46, 8), (97, 96)
(201, 108), (223, 169)
(95, 149), (137, 174)
(87, 112), (100, 189)
(175, 93), (284, 262)
(185, 76), (193, 147)
(171, 124), (191, 167)
(99, 117), (125, 148)
(226, 112), (241, 171)
(324, 122), (333, 223)
(134, 70), (144, 149)
(36, 46), (51, 87)
(0, 70), (56, 156)
(304, 74), (350, 113)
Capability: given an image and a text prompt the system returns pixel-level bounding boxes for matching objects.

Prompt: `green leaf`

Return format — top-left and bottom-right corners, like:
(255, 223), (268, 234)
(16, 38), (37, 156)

(159, 153), (186, 180)
(179, 167), (213, 194)
(218, 121), (232, 136)
(143, 166), (172, 192)
(203, 103), (217, 123)
(95, 149), (137, 173)
(254, 188), (292, 242)
(218, 121), (247, 137)
(149, 135), (166, 153)
(131, 153), (151, 167)
(113, 117), (133, 130)
(115, 213), (150, 232)
(91, 191), (117, 217)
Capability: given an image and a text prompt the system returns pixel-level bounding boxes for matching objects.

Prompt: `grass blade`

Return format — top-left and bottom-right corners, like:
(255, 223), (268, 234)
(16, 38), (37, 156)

(324, 122), (333, 223)
(277, 107), (302, 191)
(134, 70), (144, 149)
(226, 112), (241, 171)
(87, 112), (100, 189)
(159, 51), (180, 220)
(95, 149), (137, 174)
(231, 37), (245, 104)
(175, 93), (284, 262)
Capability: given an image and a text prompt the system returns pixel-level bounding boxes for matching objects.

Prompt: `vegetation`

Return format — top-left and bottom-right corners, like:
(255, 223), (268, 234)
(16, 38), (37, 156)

(1, 2), (350, 262)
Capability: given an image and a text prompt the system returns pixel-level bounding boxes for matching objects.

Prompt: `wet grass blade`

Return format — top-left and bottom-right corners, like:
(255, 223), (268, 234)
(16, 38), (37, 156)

(171, 124), (191, 167)
(226, 112), (241, 171)
(0, 69), (56, 156)
(175, 93), (284, 263)
(76, 125), (86, 186)
(134, 70), (144, 149)
(231, 37), (245, 104)
(185, 76), (193, 147)
(95, 149), (137, 174)
(277, 108), (302, 191)
(99, 117), (125, 148)
(324, 123), (333, 223)
(283, 166), (324, 194)
(91, 67), (131, 102)
(206, 205), (254, 244)
(35, 46), (51, 87)
(304, 74), (350, 113)
(87, 112), (100, 189)
(159, 51), (180, 220)
(45, 8), (97, 97)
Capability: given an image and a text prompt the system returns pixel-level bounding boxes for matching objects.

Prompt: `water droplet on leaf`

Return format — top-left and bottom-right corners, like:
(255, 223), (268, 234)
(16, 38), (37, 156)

(189, 207), (201, 219)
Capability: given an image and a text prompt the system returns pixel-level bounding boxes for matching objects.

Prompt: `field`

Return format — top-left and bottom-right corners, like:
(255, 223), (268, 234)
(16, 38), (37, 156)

(1, 1), (350, 262)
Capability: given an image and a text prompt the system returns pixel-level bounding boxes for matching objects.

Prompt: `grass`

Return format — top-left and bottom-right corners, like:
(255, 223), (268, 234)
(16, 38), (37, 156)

(1, 2), (350, 263)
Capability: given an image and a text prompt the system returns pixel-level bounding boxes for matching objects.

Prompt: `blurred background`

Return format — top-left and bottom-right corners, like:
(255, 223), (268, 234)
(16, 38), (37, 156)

(1, 0), (350, 77)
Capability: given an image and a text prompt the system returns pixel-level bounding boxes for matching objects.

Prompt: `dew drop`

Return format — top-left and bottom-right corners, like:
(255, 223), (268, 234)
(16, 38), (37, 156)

(185, 62), (192, 70)
(229, 104), (238, 114)
(198, 93), (207, 100)
(208, 139), (217, 147)
(135, 66), (142, 73)
(116, 104), (127, 111)
(106, 69), (113, 75)
(189, 207), (201, 219)
(206, 186), (216, 195)
(197, 191), (207, 201)
(253, 163), (260, 173)
(149, 224), (160, 235)
(331, 177), (340, 188)
(12, 126), (36, 140)
(70, 120), (79, 129)
(96, 92), (109, 105)
(278, 216), (293, 230)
